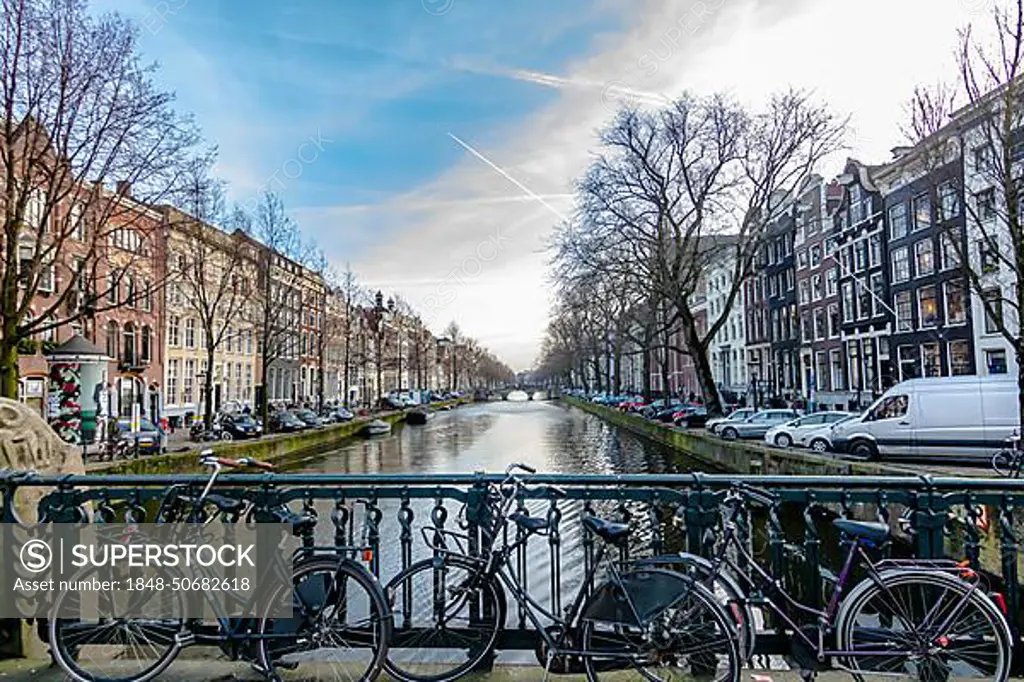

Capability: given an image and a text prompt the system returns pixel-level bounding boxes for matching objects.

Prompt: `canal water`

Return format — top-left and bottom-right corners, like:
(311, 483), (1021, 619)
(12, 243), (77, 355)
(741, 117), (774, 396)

(302, 399), (705, 477)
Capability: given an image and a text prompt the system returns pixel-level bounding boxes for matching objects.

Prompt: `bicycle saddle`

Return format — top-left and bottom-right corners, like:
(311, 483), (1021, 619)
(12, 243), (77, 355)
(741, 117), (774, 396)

(270, 507), (317, 536)
(509, 512), (549, 533)
(832, 518), (889, 544)
(582, 516), (630, 545)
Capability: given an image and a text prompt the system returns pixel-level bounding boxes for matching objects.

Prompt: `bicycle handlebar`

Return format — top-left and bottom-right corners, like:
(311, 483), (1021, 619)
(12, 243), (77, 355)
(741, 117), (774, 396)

(728, 482), (779, 507)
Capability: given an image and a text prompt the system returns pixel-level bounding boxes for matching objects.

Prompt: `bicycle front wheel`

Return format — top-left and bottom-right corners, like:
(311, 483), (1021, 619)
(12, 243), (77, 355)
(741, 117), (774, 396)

(257, 558), (391, 682)
(49, 565), (184, 682)
(836, 569), (1012, 682)
(580, 569), (740, 682)
(383, 555), (505, 682)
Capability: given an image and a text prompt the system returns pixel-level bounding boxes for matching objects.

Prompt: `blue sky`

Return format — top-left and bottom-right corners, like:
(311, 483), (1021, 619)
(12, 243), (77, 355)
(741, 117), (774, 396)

(97, 0), (980, 369)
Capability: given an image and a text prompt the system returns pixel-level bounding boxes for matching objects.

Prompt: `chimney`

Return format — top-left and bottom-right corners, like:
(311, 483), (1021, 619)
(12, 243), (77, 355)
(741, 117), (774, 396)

(116, 181), (132, 197)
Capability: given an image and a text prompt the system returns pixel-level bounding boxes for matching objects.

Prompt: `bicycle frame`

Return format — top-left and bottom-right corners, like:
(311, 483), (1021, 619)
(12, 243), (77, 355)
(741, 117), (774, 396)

(710, 497), (985, 662)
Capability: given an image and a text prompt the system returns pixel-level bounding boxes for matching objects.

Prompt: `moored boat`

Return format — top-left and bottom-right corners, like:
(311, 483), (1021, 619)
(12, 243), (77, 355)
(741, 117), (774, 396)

(363, 419), (392, 436)
(406, 408), (432, 425)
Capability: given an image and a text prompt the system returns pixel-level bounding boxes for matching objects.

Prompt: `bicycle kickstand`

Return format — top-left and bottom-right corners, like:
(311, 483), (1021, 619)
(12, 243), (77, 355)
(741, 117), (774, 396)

(799, 669), (816, 682)
(542, 651), (555, 682)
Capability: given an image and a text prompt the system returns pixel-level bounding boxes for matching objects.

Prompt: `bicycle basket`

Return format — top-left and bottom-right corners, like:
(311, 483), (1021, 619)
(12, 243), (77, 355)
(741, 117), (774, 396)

(462, 486), (506, 549)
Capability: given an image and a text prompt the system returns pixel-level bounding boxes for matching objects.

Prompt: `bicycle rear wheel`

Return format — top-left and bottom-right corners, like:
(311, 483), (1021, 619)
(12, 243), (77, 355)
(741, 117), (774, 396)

(836, 569), (1011, 682)
(580, 569), (740, 682)
(991, 449), (1020, 478)
(383, 555), (505, 682)
(257, 558), (391, 682)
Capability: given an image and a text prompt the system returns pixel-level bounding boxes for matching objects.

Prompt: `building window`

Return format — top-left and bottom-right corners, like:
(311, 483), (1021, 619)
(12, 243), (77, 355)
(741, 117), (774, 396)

(185, 318), (196, 349)
(167, 359), (179, 405)
(913, 193), (931, 231)
(797, 250), (808, 270)
(868, 233), (881, 267)
(25, 188), (47, 231)
(106, 272), (118, 304)
(245, 329), (253, 355)
(944, 281), (967, 325)
(140, 279), (152, 311)
(831, 349), (846, 391)
(814, 308), (826, 341)
(986, 349), (1008, 375)
(245, 364), (253, 402)
(168, 315), (180, 347)
(858, 281), (871, 320)
(799, 280), (810, 305)
(840, 245), (852, 274)
(809, 245), (821, 267)
(801, 313), (812, 343)
(826, 268), (838, 297)
(105, 321), (119, 360)
(983, 288), (1003, 333)
(940, 233), (959, 271)
(892, 247), (910, 283)
(854, 240), (867, 272)
(895, 291), (913, 332)
(848, 341), (862, 391)
(948, 340), (971, 376)
(917, 285), (939, 328)
(140, 325), (152, 363)
(870, 272), (885, 317)
(122, 322), (136, 365)
(939, 182), (959, 219)
(816, 351), (829, 391)
(184, 359), (195, 404)
(811, 274), (823, 301)
(828, 303), (840, 338)
(70, 203), (86, 240)
(842, 282), (854, 323)
(976, 188), (996, 221)
(914, 239), (935, 277)
(921, 342), (941, 377)
(124, 275), (135, 308)
(974, 144), (994, 172)
(898, 345), (919, 381)
(889, 203), (908, 240)
(979, 238), (1000, 273)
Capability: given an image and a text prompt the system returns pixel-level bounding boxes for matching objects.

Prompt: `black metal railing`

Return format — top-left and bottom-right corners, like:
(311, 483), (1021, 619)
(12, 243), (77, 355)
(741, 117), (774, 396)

(4, 470), (1024, 658)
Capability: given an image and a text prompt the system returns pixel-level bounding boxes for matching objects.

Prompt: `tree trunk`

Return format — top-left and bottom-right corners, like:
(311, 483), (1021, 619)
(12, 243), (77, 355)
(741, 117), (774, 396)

(642, 337), (652, 398)
(203, 344), (215, 428)
(1018, 336), (1024, 434)
(678, 311), (723, 416)
(342, 332), (351, 408)
(0, 333), (19, 400)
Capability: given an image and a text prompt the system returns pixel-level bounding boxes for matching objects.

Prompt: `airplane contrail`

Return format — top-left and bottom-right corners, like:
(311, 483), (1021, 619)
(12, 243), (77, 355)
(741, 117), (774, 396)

(447, 133), (572, 223)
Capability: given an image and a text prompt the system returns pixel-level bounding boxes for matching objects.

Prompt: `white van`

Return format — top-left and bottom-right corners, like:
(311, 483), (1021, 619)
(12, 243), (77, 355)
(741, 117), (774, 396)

(830, 376), (1019, 460)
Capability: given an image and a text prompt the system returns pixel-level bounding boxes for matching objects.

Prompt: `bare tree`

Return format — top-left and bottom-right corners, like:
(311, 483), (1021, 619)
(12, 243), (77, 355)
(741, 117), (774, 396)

(443, 320), (461, 390)
(904, 0), (1024, 424)
(166, 155), (250, 427)
(565, 91), (844, 415)
(244, 191), (312, 423)
(0, 0), (198, 397)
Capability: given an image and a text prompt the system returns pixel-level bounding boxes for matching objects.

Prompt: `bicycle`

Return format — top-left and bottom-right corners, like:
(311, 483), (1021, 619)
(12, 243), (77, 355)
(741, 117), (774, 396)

(991, 431), (1022, 477)
(383, 462), (740, 682)
(667, 482), (1013, 681)
(48, 450), (393, 682)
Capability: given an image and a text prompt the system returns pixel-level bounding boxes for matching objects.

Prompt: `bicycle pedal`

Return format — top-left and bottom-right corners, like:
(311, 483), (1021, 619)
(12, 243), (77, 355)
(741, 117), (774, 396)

(174, 631), (195, 647)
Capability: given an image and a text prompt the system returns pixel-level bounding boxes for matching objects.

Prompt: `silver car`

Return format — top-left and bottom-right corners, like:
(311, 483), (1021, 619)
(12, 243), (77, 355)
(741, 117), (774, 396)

(706, 408), (757, 434)
(718, 410), (802, 440)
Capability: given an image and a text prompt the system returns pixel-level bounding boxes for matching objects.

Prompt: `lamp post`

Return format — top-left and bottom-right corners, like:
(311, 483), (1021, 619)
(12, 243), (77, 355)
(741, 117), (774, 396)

(372, 291), (386, 407)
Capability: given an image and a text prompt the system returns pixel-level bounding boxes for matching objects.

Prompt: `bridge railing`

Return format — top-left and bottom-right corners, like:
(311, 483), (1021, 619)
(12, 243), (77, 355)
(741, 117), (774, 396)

(2, 471), (1023, 656)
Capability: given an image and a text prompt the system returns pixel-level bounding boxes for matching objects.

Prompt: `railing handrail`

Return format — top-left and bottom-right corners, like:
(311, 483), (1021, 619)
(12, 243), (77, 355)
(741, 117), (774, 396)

(4, 469), (1024, 491)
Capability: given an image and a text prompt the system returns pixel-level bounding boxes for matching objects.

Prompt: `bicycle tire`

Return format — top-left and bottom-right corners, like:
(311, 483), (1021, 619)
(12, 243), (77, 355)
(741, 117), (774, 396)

(257, 557), (391, 682)
(49, 565), (184, 682)
(835, 569), (1012, 682)
(580, 568), (741, 682)
(383, 554), (505, 682)
(991, 449), (1020, 478)
(634, 554), (755, 662)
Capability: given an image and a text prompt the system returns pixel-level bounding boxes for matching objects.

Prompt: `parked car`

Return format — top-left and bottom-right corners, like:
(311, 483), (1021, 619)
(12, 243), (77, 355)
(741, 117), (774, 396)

(650, 406), (683, 423)
(764, 411), (856, 448)
(718, 410), (802, 440)
(328, 406), (354, 422)
(830, 376), (1019, 460)
(116, 417), (164, 454)
(269, 410), (306, 433)
(295, 409), (325, 429)
(674, 406), (709, 429)
(800, 414), (860, 452)
(642, 399), (680, 419)
(218, 413), (263, 440)
(618, 397), (648, 412)
(706, 408), (758, 434)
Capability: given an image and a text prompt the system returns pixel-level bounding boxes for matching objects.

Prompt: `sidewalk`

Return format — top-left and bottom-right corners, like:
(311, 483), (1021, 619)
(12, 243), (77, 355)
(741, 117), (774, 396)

(0, 658), (849, 681)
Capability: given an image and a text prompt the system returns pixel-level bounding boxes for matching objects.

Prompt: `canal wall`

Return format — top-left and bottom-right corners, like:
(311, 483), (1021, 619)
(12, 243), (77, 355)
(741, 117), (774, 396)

(562, 396), (925, 477)
(97, 401), (467, 475)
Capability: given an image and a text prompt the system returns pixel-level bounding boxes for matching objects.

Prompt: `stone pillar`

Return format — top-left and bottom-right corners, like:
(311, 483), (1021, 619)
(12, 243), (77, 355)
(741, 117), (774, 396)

(0, 397), (86, 658)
